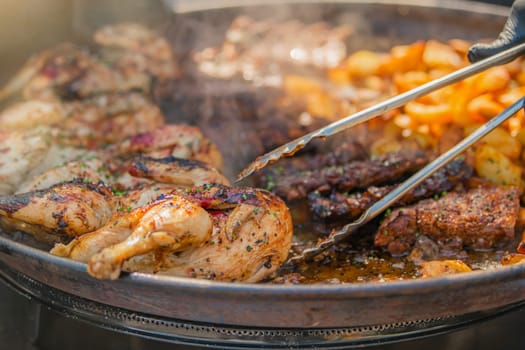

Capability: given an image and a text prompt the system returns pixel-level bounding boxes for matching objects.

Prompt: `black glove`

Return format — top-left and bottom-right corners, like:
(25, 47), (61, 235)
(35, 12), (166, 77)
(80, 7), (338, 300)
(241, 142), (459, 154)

(468, 0), (525, 63)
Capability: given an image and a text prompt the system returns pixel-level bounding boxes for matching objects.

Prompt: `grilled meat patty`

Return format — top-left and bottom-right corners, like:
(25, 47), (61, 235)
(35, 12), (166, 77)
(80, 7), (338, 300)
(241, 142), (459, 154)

(374, 186), (520, 255)
(308, 158), (473, 220)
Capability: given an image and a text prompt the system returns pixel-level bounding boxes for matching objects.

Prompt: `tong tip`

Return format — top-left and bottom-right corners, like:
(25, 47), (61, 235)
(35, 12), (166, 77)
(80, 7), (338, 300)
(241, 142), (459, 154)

(236, 138), (310, 182)
(235, 156), (268, 182)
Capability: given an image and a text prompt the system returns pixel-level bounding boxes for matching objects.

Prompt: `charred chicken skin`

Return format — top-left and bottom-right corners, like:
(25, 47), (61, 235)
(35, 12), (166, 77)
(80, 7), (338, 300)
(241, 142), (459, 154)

(52, 184), (293, 282)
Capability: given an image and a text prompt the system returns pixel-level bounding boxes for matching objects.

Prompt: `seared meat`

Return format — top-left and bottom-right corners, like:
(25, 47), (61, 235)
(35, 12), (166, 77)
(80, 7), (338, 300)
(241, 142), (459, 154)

(265, 150), (429, 201)
(52, 183), (293, 282)
(374, 186), (520, 255)
(308, 159), (472, 220)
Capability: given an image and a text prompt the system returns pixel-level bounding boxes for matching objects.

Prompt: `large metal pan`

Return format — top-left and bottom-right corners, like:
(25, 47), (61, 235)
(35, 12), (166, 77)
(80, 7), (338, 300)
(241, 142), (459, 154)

(0, 0), (524, 348)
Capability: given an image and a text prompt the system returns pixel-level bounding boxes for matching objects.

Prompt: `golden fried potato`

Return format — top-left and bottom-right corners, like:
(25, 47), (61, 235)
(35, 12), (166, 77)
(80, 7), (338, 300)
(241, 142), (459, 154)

(283, 75), (324, 96)
(467, 126), (521, 160)
(422, 40), (463, 69)
(378, 41), (425, 75)
(419, 260), (471, 278)
(474, 144), (523, 190)
(404, 101), (452, 124)
(466, 94), (504, 121)
(342, 50), (387, 77)
(471, 67), (511, 95)
(501, 253), (525, 265)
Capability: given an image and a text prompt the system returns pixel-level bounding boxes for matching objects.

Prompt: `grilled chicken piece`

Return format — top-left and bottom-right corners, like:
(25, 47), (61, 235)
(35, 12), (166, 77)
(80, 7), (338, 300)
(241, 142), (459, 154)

(0, 100), (66, 131)
(308, 159), (472, 220)
(0, 92), (165, 146)
(0, 181), (113, 242)
(375, 186), (520, 255)
(115, 124), (224, 170)
(0, 24), (177, 102)
(52, 184), (293, 282)
(16, 157), (112, 193)
(0, 129), (51, 194)
(128, 155), (230, 187)
(94, 23), (179, 81)
(59, 92), (165, 146)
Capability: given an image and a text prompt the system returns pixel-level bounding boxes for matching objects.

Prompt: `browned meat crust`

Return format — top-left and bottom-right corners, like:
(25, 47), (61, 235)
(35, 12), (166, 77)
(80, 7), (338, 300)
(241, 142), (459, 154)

(374, 186), (520, 255)
(263, 150), (429, 201)
(308, 159), (473, 220)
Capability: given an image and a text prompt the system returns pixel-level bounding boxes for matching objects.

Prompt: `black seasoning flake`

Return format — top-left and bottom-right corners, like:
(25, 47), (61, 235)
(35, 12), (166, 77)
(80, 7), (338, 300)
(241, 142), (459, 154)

(246, 245), (253, 252)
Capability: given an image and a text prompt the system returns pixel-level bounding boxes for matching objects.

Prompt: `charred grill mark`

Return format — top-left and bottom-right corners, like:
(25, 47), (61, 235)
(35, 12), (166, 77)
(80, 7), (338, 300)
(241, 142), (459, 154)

(187, 183), (262, 208)
(53, 210), (68, 231)
(152, 184), (265, 209)
(130, 158), (150, 174)
(48, 192), (68, 203)
(0, 193), (32, 214)
(308, 159), (473, 220)
(128, 155), (212, 177)
(58, 179), (113, 199)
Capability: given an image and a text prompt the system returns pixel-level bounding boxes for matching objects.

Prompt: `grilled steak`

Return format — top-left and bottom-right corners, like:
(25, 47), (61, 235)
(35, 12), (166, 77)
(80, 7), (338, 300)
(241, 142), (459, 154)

(309, 159), (473, 220)
(262, 150), (429, 201)
(374, 186), (520, 255)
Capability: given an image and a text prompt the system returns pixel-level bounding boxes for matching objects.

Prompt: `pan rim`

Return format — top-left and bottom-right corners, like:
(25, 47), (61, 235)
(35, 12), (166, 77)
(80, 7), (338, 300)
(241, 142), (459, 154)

(1, 232), (524, 297)
(0, 1), (523, 330)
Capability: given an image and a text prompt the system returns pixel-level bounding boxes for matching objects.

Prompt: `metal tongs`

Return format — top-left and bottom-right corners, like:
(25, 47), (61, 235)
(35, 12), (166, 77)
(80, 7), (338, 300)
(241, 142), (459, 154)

(237, 42), (525, 262)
